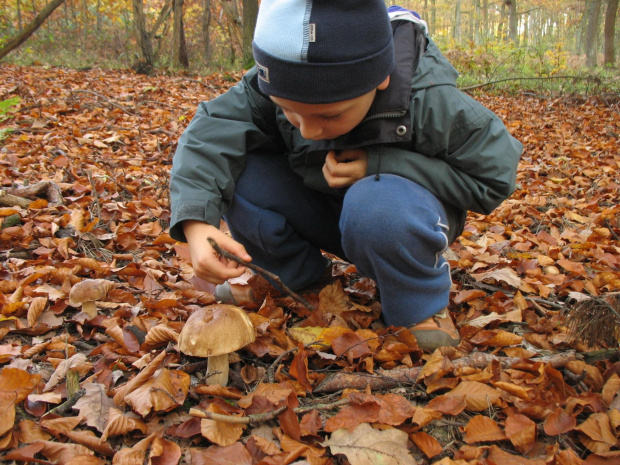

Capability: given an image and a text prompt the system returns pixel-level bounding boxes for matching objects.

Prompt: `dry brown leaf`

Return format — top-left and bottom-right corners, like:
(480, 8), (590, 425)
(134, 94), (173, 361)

(410, 431), (443, 458)
(72, 382), (116, 433)
(445, 381), (502, 411)
(544, 408), (577, 436)
(323, 422), (417, 465)
(124, 368), (190, 416)
(200, 418), (245, 447)
(505, 413), (537, 454)
(101, 407), (148, 442)
(462, 415), (506, 443)
(143, 324), (179, 347)
(0, 368), (42, 437)
(43, 353), (91, 392)
(318, 281), (350, 315)
(148, 436), (182, 464)
(190, 443), (253, 465)
(27, 296), (48, 327)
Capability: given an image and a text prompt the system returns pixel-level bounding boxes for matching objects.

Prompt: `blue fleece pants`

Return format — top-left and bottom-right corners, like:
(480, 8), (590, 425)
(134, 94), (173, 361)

(224, 153), (453, 327)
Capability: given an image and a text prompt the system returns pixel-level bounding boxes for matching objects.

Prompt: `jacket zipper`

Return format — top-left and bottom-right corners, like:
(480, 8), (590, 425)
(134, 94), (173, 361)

(362, 109), (407, 124)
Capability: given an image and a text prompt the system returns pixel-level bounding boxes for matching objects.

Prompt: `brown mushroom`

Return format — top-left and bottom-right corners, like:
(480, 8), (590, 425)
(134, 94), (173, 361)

(178, 304), (256, 386)
(68, 279), (115, 319)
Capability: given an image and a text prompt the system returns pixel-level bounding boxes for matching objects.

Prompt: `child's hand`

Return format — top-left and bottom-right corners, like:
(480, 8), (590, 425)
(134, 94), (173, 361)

(182, 221), (252, 284)
(322, 149), (368, 188)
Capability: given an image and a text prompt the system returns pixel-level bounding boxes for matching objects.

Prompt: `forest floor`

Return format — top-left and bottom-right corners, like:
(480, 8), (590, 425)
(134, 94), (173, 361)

(0, 64), (619, 465)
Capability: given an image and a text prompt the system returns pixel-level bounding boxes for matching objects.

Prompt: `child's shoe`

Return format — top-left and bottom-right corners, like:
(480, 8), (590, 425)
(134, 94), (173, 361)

(409, 309), (460, 351)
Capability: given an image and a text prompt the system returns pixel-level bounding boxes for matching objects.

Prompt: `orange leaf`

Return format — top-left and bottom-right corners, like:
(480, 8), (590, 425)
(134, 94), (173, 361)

(428, 394), (466, 416)
(485, 444), (545, 464)
(505, 413), (537, 454)
(446, 381), (502, 411)
(557, 259), (586, 276)
(544, 408), (577, 436)
(190, 443), (253, 465)
(410, 431), (442, 458)
(575, 413), (617, 446)
(463, 415), (506, 443)
(148, 436), (181, 465)
(200, 418), (245, 447)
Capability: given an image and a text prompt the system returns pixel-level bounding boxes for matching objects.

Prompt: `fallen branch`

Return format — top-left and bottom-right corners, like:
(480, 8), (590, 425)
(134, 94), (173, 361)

(313, 350), (579, 393)
(460, 75), (603, 91)
(69, 90), (137, 116)
(207, 237), (315, 310)
(46, 389), (85, 416)
(0, 190), (30, 208)
(9, 180), (64, 206)
(189, 398), (351, 425)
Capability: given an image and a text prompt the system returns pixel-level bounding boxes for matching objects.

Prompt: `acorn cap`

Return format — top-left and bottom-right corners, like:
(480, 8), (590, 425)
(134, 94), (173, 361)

(178, 304), (256, 357)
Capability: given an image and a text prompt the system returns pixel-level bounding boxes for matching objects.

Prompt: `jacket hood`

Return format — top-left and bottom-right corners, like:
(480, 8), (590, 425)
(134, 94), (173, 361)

(411, 39), (460, 91)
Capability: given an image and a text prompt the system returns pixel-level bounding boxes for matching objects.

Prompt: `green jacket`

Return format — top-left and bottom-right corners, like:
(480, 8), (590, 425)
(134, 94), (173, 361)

(170, 20), (523, 242)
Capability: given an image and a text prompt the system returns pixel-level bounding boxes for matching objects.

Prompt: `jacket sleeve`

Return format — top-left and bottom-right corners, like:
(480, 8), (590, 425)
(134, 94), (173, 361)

(366, 85), (523, 215)
(169, 69), (284, 242)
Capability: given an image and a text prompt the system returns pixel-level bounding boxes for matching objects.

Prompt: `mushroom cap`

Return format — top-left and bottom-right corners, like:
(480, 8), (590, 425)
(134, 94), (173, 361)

(68, 279), (115, 306)
(178, 304), (256, 357)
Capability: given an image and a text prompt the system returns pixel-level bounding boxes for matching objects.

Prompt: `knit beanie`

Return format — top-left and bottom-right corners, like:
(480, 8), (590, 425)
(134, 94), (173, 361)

(252, 0), (395, 104)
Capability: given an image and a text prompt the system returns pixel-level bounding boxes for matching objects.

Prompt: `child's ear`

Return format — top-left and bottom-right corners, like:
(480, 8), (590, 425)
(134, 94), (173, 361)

(377, 76), (391, 91)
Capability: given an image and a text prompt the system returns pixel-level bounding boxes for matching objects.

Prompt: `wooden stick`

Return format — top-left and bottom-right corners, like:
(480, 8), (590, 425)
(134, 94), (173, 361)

(207, 237), (314, 310)
(189, 398), (351, 425)
(313, 350), (579, 393)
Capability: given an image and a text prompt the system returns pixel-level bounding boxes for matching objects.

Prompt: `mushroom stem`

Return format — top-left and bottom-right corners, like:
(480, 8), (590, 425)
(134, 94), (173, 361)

(206, 354), (230, 386)
(82, 301), (97, 319)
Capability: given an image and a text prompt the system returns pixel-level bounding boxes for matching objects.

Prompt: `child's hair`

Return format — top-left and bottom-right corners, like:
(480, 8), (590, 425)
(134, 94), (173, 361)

(252, 0), (395, 104)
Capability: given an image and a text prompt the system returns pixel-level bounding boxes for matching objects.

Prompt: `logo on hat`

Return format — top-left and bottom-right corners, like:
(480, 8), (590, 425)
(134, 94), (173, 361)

(257, 63), (270, 83)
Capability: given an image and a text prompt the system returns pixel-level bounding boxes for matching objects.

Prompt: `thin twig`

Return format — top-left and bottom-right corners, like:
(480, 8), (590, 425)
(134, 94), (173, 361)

(189, 398), (351, 425)
(207, 237), (314, 310)
(47, 389), (85, 416)
(69, 89), (137, 116)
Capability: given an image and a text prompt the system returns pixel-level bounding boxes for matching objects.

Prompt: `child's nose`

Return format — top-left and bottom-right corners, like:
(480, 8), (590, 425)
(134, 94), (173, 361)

(299, 119), (323, 140)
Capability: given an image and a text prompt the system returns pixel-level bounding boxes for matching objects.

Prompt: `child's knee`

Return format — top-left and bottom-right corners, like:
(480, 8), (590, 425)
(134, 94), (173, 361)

(340, 175), (449, 260)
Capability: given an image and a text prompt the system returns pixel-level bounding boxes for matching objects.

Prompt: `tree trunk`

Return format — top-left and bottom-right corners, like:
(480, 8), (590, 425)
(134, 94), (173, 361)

(482, 0), (489, 39)
(508, 0), (518, 44)
(586, 0), (602, 67)
(0, 0), (65, 60)
(132, 0), (154, 69)
(498, 0), (506, 39)
(242, 0), (258, 65)
(202, 0), (212, 62)
(604, 0), (619, 66)
(453, 0), (461, 40)
(172, 0), (189, 68)
(222, 0), (242, 52)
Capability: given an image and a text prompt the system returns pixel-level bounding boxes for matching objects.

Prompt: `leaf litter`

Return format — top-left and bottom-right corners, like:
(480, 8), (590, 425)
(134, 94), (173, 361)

(0, 65), (619, 464)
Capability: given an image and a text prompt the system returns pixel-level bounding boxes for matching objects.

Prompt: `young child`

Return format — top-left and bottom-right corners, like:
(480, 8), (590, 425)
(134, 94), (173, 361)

(169, 1), (523, 351)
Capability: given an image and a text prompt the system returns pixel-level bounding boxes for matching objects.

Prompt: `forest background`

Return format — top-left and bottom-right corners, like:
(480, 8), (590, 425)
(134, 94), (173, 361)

(0, 0), (619, 93)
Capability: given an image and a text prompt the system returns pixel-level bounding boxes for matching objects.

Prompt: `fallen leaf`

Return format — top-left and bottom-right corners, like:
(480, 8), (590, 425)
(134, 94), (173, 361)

(323, 423), (416, 465)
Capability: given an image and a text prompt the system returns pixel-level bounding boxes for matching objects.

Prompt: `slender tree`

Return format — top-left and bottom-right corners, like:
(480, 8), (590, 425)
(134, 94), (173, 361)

(603, 0), (619, 66)
(172, 0), (189, 68)
(585, 0), (602, 67)
(242, 0), (258, 65)
(202, 0), (212, 62)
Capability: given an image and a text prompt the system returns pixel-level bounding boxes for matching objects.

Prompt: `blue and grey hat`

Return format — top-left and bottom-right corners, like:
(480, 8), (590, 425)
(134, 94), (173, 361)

(252, 0), (395, 104)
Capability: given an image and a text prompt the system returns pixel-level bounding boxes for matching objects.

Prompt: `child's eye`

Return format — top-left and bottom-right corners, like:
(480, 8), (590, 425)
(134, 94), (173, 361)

(321, 114), (340, 121)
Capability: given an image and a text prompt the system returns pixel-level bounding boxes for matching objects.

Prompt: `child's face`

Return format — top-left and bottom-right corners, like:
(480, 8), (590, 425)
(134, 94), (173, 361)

(270, 77), (390, 141)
